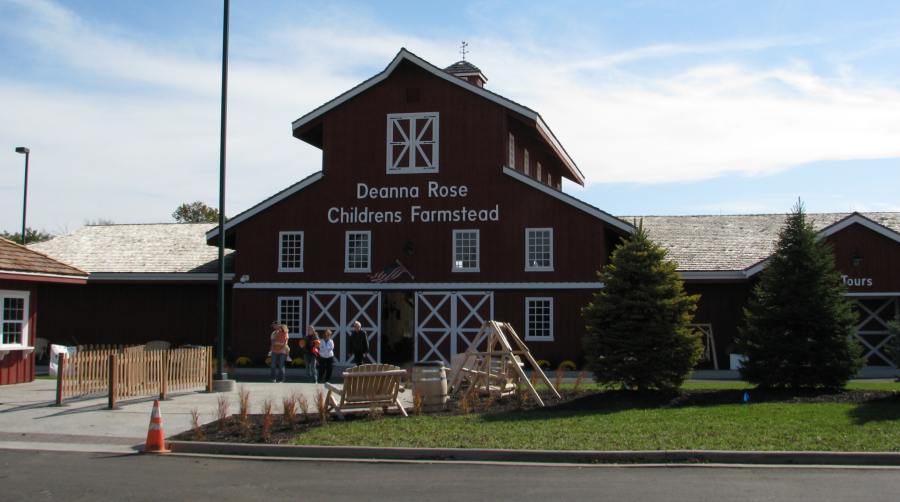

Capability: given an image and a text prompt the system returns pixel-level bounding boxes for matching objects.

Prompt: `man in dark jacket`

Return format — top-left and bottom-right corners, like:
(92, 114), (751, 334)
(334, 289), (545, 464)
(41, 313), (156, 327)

(350, 320), (369, 365)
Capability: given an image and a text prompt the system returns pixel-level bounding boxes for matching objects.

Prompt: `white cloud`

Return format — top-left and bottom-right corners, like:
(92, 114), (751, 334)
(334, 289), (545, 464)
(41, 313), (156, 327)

(2, 0), (899, 232)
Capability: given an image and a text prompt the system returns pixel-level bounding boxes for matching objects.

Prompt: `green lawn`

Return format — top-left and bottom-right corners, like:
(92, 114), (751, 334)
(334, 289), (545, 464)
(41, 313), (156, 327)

(293, 381), (900, 452)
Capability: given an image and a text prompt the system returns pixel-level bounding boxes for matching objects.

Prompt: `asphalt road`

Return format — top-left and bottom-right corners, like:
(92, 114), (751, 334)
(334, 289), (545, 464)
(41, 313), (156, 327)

(2, 450), (899, 501)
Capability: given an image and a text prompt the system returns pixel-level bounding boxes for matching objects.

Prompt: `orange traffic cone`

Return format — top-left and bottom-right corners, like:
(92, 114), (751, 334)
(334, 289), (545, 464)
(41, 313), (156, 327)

(144, 399), (171, 454)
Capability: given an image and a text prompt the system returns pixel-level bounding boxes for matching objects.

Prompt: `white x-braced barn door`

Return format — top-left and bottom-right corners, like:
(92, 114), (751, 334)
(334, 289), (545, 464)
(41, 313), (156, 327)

(852, 297), (899, 366)
(414, 291), (493, 364)
(307, 291), (381, 364)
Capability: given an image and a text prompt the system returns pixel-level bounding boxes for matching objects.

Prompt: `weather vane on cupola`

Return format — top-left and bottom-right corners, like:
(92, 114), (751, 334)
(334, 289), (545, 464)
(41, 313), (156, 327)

(460, 41), (469, 61)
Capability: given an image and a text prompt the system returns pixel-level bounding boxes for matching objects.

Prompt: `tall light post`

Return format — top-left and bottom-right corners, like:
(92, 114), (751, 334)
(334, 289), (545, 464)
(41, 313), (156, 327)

(15, 147), (30, 244)
(212, 0), (235, 392)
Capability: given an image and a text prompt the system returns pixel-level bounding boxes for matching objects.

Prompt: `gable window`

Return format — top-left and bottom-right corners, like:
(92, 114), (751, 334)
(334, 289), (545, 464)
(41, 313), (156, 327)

(508, 133), (515, 168)
(525, 297), (553, 341)
(452, 229), (480, 272)
(524, 149), (530, 175)
(387, 112), (439, 174)
(277, 297), (303, 338)
(1, 291), (28, 348)
(525, 228), (553, 271)
(345, 231), (371, 272)
(278, 231), (304, 272)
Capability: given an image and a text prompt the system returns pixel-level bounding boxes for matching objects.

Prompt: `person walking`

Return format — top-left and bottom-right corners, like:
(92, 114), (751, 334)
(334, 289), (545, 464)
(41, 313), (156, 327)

(349, 320), (369, 366)
(269, 323), (290, 383)
(318, 329), (335, 383)
(302, 326), (320, 383)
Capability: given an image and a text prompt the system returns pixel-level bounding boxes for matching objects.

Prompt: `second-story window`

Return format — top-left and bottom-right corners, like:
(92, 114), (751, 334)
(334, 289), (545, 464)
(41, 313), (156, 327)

(508, 133), (515, 168)
(278, 231), (304, 272)
(452, 229), (480, 272)
(524, 149), (530, 175)
(387, 112), (439, 174)
(536, 162), (543, 183)
(525, 228), (553, 271)
(345, 231), (371, 273)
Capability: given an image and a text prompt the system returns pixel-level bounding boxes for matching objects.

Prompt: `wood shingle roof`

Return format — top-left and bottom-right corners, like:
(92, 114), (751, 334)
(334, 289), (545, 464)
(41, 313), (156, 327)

(0, 237), (86, 277)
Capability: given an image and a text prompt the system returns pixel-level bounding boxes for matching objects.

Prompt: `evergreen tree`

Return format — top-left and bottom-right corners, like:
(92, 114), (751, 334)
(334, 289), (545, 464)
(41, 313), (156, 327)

(1, 227), (53, 245)
(582, 223), (702, 391)
(736, 201), (864, 389)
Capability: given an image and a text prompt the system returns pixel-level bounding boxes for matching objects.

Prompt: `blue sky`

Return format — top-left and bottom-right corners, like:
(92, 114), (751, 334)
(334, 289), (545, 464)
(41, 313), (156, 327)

(1, 0), (899, 234)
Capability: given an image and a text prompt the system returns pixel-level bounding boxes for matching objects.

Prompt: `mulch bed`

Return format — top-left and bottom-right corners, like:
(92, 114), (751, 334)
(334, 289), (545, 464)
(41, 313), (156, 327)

(171, 388), (900, 445)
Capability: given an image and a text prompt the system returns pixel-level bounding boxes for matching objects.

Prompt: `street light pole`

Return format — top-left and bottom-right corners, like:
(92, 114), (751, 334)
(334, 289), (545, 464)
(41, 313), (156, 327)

(212, 0), (234, 392)
(15, 147), (30, 245)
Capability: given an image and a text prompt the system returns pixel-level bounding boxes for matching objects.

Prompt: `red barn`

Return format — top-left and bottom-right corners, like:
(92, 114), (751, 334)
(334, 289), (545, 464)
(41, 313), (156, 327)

(0, 237), (86, 385)
(207, 49), (633, 365)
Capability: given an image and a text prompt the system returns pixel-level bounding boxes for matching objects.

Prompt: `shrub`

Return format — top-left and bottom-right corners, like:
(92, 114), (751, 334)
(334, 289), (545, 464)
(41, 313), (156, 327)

(582, 222), (702, 391)
(216, 395), (230, 433)
(535, 359), (551, 370)
(558, 360), (577, 371)
(233, 356), (252, 367)
(886, 320), (900, 380)
(736, 201), (864, 389)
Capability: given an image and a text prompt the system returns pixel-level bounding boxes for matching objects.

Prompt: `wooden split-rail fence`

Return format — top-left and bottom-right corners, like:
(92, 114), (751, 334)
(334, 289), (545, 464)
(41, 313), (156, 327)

(55, 345), (213, 408)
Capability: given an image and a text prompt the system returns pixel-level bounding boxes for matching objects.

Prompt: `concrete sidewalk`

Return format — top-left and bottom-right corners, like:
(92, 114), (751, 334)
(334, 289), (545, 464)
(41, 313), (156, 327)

(0, 378), (409, 454)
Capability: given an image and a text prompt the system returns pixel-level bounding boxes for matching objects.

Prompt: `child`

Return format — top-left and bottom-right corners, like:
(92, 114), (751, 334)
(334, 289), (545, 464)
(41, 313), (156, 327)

(317, 329), (335, 383)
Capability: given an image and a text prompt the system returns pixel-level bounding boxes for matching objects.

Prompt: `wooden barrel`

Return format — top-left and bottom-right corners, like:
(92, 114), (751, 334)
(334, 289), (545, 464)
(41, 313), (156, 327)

(412, 362), (448, 410)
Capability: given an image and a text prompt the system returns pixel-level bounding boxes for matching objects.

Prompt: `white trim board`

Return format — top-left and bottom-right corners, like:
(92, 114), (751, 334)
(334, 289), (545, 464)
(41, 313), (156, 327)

(290, 48), (584, 184)
(235, 281), (604, 290)
(503, 167), (634, 234)
(207, 171), (324, 240)
(88, 273), (235, 282)
(0, 269), (87, 280)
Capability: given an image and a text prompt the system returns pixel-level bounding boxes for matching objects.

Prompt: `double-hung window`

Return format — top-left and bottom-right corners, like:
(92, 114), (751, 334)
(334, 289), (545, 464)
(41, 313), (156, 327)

(277, 297), (303, 338)
(1, 291), (29, 348)
(525, 297), (553, 341)
(278, 231), (304, 272)
(387, 112), (439, 174)
(525, 228), (553, 271)
(452, 229), (480, 272)
(345, 231), (371, 273)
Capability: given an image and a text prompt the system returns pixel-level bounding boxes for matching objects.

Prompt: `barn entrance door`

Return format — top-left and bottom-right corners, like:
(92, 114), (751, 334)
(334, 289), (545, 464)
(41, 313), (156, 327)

(307, 291), (381, 364)
(414, 291), (494, 364)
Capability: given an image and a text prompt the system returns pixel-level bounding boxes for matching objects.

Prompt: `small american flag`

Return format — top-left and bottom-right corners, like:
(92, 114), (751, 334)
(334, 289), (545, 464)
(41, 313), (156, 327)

(369, 260), (414, 283)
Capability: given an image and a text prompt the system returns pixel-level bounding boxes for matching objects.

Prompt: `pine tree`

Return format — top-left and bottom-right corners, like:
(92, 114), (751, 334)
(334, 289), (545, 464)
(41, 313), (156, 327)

(736, 201), (864, 389)
(582, 223), (702, 391)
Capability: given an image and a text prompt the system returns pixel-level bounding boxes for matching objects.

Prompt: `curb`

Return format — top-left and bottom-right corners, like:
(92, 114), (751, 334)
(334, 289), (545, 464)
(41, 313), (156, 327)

(168, 441), (900, 466)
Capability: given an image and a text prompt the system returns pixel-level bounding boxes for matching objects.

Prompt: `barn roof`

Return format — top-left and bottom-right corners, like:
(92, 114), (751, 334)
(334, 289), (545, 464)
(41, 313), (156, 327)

(291, 48), (585, 185)
(634, 212), (900, 275)
(30, 223), (234, 277)
(0, 237), (86, 278)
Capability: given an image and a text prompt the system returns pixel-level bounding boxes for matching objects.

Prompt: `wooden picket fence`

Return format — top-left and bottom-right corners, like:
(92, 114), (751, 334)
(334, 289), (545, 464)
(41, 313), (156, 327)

(55, 345), (212, 406)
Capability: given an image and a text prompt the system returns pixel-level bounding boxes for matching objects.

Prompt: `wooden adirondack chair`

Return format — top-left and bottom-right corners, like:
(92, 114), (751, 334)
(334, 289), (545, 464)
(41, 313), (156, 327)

(324, 364), (408, 418)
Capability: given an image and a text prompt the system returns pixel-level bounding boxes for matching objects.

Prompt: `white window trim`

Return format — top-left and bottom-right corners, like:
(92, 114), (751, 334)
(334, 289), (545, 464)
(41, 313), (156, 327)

(524, 149), (530, 176)
(0, 290), (30, 349)
(386, 112), (439, 174)
(525, 227), (554, 272)
(508, 133), (515, 168)
(277, 296), (304, 339)
(345, 230), (372, 273)
(452, 229), (480, 273)
(525, 297), (554, 341)
(277, 231), (304, 272)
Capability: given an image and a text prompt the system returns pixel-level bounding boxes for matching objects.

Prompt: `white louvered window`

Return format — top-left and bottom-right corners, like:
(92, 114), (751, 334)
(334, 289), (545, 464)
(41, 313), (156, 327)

(525, 297), (553, 341)
(345, 231), (371, 272)
(452, 229), (480, 272)
(1, 291), (28, 347)
(387, 112), (439, 174)
(278, 231), (304, 272)
(525, 228), (553, 271)
(277, 297), (303, 339)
